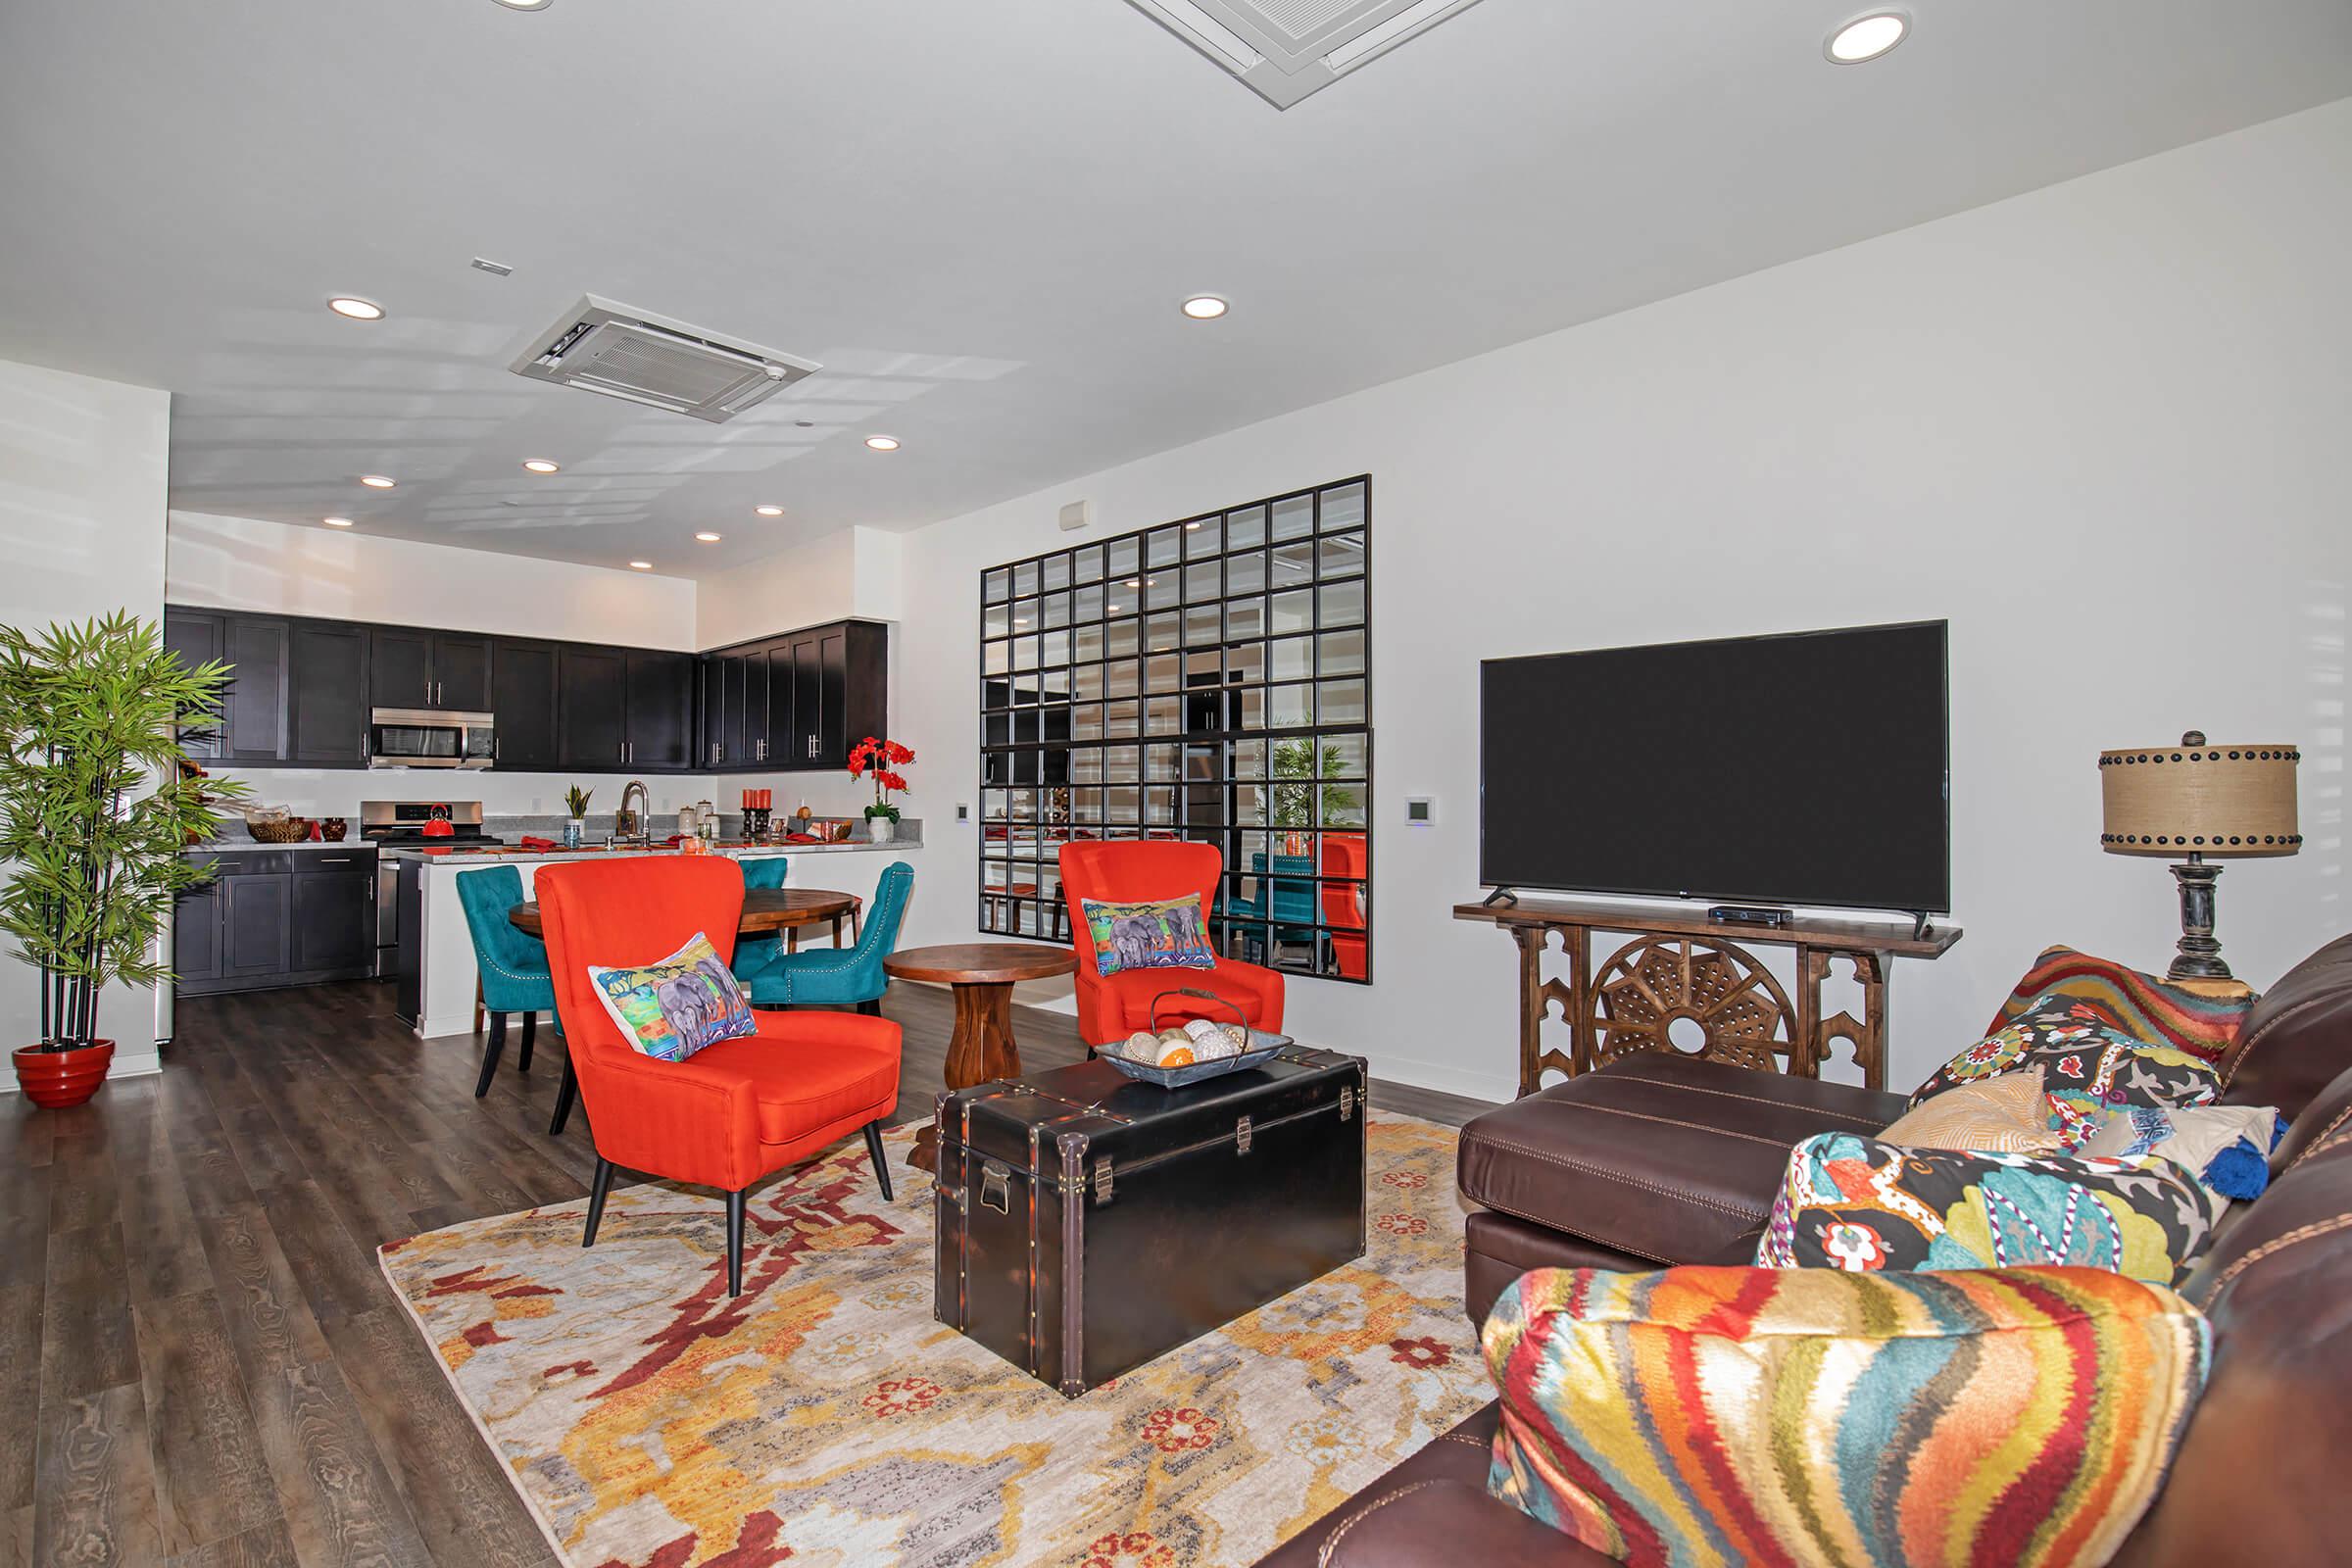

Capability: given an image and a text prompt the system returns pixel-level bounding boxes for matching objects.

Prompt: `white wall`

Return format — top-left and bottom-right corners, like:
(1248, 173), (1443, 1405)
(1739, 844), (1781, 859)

(0, 360), (172, 1074)
(885, 100), (2352, 1103)
(695, 524), (905, 650)
(167, 510), (698, 648)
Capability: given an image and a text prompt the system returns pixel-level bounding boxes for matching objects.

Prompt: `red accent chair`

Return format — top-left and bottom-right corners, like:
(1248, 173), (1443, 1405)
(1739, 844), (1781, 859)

(1322, 832), (1369, 980)
(536, 857), (902, 1296)
(1058, 841), (1285, 1047)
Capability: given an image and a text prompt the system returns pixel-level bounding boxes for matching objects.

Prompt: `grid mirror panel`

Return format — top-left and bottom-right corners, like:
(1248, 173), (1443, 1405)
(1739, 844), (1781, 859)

(980, 476), (1372, 984)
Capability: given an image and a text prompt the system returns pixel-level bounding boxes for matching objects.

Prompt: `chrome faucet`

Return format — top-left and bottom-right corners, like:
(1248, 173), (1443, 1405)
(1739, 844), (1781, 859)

(615, 779), (651, 843)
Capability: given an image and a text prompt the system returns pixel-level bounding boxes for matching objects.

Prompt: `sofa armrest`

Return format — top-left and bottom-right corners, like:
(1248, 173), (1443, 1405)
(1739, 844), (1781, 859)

(1322, 1481), (1607, 1568)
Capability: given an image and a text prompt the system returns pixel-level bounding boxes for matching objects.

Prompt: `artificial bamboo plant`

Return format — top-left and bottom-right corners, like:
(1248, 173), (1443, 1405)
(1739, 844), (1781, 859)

(0, 612), (249, 1050)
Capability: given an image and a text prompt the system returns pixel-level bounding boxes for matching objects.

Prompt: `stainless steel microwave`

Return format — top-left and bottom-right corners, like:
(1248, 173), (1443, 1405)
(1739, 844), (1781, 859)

(368, 708), (494, 769)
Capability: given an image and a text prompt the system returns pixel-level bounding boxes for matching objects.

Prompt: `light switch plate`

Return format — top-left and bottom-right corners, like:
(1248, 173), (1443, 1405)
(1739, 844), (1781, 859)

(956, 803), (971, 822)
(1404, 796), (1436, 826)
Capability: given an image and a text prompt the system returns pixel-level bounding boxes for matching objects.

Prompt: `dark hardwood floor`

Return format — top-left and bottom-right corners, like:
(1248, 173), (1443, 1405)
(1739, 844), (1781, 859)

(2, 979), (1494, 1568)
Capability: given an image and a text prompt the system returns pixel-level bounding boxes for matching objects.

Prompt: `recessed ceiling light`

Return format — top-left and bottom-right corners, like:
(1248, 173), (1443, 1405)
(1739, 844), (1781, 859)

(754, 505), (786, 516)
(1181, 295), (1229, 320)
(326, 296), (383, 321)
(492, 0), (553, 9)
(628, 560), (653, 570)
(1124, 577), (1141, 588)
(1107, 604), (1123, 613)
(1825, 10), (1908, 63)
(695, 531), (722, 543)
(359, 474), (396, 489)
(864, 434), (901, 452)
(522, 458), (561, 473)
(1185, 521), (1201, 530)
(322, 516), (356, 528)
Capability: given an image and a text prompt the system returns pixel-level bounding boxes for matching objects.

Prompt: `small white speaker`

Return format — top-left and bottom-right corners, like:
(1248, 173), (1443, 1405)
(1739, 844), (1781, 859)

(1057, 499), (1092, 532)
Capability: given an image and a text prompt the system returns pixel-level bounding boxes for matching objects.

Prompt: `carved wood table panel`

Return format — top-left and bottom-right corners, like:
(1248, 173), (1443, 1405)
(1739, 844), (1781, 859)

(1455, 898), (1962, 1096)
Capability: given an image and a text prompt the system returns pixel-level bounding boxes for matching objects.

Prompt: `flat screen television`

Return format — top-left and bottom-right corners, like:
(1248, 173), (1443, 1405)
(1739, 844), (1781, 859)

(1479, 620), (1950, 914)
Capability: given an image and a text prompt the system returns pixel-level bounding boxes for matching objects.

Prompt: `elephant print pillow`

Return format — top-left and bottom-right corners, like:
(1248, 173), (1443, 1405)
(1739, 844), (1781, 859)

(1081, 895), (1217, 977)
(588, 931), (757, 1063)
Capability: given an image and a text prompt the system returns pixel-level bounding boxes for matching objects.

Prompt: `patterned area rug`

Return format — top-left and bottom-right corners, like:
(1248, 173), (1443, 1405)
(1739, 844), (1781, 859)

(378, 1113), (1491, 1568)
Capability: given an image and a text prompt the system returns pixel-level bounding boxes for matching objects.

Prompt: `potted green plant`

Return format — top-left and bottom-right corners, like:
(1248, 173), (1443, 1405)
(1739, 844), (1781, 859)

(0, 612), (247, 1106)
(1272, 739), (1360, 855)
(564, 784), (592, 850)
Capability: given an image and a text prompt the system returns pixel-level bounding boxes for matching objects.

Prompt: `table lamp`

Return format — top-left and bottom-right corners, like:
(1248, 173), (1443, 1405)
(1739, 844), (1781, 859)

(2099, 730), (2301, 983)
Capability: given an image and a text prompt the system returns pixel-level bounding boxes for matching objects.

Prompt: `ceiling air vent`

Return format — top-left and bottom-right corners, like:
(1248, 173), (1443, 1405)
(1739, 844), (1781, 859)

(1127, 0), (1486, 108)
(508, 295), (819, 423)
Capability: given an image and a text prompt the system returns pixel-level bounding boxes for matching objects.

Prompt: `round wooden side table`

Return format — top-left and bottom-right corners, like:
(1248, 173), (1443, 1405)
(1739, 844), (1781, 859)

(884, 943), (1077, 1174)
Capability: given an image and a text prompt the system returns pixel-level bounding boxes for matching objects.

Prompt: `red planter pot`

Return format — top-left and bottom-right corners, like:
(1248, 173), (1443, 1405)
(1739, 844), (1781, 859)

(12, 1039), (115, 1108)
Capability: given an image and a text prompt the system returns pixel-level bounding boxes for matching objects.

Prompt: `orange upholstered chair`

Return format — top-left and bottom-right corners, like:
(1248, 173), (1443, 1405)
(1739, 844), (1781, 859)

(1322, 832), (1369, 980)
(536, 856), (902, 1296)
(1058, 840), (1285, 1047)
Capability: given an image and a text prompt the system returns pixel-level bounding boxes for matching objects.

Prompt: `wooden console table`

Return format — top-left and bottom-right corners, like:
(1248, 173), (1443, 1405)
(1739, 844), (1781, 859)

(1453, 897), (1962, 1096)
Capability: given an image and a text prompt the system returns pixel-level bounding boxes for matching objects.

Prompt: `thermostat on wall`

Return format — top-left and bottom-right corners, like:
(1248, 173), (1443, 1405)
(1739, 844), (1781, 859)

(1404, 797), (1436, 826)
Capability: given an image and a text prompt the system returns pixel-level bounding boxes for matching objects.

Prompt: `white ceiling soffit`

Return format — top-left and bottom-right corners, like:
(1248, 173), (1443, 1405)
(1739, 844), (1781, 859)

(1128, 0), (1486, 108)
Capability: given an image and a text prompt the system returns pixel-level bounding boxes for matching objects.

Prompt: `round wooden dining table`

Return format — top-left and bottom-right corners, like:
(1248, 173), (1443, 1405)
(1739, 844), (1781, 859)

(508, 885), (858, 941)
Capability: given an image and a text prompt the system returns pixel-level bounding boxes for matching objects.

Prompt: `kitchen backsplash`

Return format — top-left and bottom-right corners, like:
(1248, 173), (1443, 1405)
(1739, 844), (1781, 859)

(203, 766), (878, 821)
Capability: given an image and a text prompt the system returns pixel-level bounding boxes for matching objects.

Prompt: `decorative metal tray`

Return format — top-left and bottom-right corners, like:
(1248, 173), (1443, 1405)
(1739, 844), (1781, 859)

(1100, 1033), (1292, 1088)
(1095, 987), (1293, 1088)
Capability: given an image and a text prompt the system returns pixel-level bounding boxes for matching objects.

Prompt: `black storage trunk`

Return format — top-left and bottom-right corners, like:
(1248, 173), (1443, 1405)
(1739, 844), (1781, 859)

(935, 1049), (1368, 1397)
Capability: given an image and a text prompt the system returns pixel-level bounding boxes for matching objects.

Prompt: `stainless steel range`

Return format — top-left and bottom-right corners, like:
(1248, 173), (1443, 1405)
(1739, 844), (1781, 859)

(363, 801), (503, 972)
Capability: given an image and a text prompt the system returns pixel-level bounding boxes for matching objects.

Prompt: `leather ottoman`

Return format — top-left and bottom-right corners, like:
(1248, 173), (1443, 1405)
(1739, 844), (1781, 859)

(1456, 1052), (1905, 1319)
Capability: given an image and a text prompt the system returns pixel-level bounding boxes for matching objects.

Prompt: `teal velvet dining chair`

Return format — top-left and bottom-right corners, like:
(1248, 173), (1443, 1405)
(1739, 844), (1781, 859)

(739, 861), (912, 1012)
(454, 865), (560, 1107)
(730, 855), (789, 984)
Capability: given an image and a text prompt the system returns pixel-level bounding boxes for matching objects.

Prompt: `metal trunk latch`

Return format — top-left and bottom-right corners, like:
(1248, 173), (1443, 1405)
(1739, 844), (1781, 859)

(980, 1162), (1011, 1215)
(1093, 1157), (1113, 1205)
(1236, 1115), (1252, 1154)
(1340, 1086), (1355, 1121)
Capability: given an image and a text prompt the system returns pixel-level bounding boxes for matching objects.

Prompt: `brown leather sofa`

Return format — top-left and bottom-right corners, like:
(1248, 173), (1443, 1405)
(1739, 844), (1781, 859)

(1259, 934), (2352, 1567)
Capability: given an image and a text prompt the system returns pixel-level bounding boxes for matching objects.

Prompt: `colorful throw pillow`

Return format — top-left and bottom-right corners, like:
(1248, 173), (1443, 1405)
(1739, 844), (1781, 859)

(1912, 997), (2223, 1150)
(587, 932), (756, 1063)
(1082, 894), (1215, 977)
(1484, 1265), (2210, 1568)
(1877, 1066), (2063, 1153)
(1987, 944), (2252, 1066)
(1757, 1132), (2221, 1285)
(2080, 1103), (2280, 1205)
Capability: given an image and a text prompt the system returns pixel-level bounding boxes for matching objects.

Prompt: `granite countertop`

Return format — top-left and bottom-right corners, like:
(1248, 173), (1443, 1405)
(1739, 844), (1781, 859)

(381, 832), (921, 866)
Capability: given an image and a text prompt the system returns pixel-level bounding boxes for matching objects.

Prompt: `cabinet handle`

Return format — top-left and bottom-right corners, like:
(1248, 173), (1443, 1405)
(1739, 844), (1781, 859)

(316, 857), (352, 864)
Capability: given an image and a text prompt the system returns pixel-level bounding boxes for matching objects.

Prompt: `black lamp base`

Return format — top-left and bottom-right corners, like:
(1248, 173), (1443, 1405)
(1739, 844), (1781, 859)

(2167, 858), (2231, 982)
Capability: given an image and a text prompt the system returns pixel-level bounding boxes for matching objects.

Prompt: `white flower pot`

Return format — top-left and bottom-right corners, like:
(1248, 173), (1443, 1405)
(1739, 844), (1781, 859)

(868, 815), (896, 843)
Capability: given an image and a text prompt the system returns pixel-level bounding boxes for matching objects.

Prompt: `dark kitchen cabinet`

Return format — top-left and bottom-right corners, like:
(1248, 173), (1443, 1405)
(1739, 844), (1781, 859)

(289, 621), (369, 764)
(491, 638), (561, 769)
(625, 650), (697, 771)
(173, 881), (221, 983)
(177, 847), (377, 997)
(220, 869), (292, 978)
(434, 634), (494, 712)
(292, 858), (374, 973)
(368, 628), (433, 710)
(559, 647), (630, 769)
(222, 615), (291, 762)
(162, 601), (845, 778)
(165, 611), (226, 760)
(697, 620), (885, 772)
(700, 645), (777, 768)
(370, 628), (491, 711)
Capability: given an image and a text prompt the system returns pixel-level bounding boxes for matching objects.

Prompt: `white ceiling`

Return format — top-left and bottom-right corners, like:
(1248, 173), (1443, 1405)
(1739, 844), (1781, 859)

(3, 1), (2348, 580)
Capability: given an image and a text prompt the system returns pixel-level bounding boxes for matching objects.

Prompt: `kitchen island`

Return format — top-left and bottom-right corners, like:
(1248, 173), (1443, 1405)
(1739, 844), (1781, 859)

(387, 833), (924, 1040)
